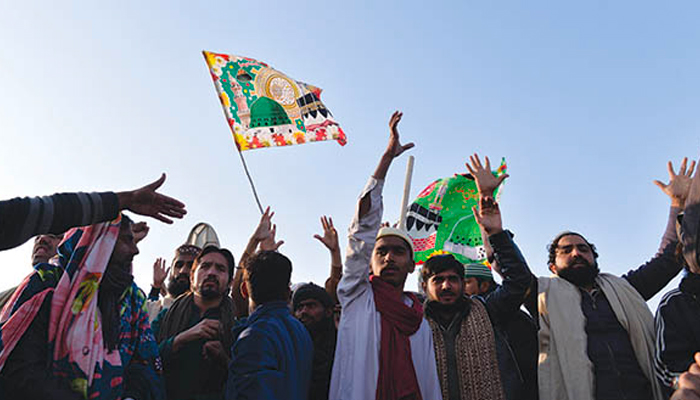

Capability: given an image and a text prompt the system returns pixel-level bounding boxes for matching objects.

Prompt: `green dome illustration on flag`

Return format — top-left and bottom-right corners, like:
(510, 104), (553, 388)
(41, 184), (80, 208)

(407, 159), (507, 265)
(203, 51), (347, 151)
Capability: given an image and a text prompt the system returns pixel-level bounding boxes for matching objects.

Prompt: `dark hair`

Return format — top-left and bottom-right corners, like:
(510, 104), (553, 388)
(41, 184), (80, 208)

(244, 250), (292, 304)
(421, 254), (465, 283)
(547, 232), (599, 265)
(193, 245), (236, 282)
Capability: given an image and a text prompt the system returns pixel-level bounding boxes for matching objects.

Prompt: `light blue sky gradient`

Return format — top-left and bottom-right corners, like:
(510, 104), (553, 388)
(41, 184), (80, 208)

(1, 1), (699, 311)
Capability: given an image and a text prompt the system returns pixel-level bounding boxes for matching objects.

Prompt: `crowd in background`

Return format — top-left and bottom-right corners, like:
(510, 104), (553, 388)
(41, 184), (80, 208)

(2, 112), (700, 400)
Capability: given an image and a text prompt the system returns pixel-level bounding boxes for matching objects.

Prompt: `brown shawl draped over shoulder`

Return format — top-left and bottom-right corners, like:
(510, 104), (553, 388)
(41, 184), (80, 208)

(428, 297), (505, 400)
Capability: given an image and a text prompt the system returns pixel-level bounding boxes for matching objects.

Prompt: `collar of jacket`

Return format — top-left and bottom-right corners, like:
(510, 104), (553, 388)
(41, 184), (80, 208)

(680, 271), (700, 296)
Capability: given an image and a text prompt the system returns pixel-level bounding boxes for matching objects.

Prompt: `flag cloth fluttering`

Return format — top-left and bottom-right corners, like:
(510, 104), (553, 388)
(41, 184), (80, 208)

(203, 51), (347, 151)
(406, 159), (507, 265)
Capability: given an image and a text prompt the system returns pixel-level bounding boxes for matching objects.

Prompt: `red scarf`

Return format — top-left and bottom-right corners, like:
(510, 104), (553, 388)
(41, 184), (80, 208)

(370, 275), (424, 400)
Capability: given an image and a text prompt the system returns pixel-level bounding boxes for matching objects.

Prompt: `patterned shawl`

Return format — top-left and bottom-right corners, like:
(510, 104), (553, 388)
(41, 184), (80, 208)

(0, 215), (164, 400)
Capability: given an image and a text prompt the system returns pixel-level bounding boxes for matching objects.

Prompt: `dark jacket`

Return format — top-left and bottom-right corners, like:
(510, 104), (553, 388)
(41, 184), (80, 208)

(308, 318), (337, 400)
(655, 272), (700, 396)
(526, 208), (683, 400)
(425, 230), (535, 400)
(0, 191), (119, 251)
(226, 301), (313, 400)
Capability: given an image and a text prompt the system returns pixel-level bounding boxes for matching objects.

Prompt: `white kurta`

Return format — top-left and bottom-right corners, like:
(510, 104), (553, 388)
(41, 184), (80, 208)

(329, 177), (443, 400)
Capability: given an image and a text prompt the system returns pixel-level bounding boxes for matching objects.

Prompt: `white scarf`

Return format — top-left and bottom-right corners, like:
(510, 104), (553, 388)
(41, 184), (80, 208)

(537, 273), (663, 400)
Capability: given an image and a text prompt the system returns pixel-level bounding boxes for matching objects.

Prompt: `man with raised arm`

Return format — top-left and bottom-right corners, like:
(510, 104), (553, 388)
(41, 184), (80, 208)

(421, 154), (534, 400)
(329, 111), (442, 400)
(534, 158), (694, 400)
(146, 244), (202, 322)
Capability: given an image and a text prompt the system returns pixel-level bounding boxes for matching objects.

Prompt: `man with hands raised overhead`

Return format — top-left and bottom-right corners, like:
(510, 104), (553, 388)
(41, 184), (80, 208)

(535, 158), (694, 400)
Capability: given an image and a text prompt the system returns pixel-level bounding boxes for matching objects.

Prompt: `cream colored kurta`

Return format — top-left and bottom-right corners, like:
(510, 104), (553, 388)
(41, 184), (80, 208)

(329, 177), (442, 400)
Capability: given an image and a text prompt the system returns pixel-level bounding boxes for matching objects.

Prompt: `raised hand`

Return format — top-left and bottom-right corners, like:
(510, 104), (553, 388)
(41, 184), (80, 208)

(472, 196), (503, 236)
(132, 221), (150, 244)
(117, 173), (186, 224)
(152, 257), (169, 290)
(466, 153), (509, 197)
(385, 111), (415, 159)
(654, 157), (697, 208)
(313, 216), (339, 252)
(260, 223), (284, 251)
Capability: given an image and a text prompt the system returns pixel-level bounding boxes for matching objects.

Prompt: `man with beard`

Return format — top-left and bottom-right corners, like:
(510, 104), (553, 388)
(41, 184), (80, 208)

(534, 158), (696, 400)
(329, 111), (442, 400)
(293, 283), (337, 400)
(0, 214), (167, 400)
(422, 191), (532, 400)
(152, 245), (236, 400)
(146, 244), (201, 322)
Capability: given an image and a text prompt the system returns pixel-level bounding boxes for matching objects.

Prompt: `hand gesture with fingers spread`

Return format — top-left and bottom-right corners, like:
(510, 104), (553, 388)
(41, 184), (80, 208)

(313, 216), (339, 252)
(385, 111), (415, 159)
(466, 153), (509, 198)
(260, 223), (284, 251)
(117, 174), (187, 224)
(472, 196), (503, 236)
(654, 157), (697, 208)
(253, 207), (284, 251)
(152, 257), (169, 290)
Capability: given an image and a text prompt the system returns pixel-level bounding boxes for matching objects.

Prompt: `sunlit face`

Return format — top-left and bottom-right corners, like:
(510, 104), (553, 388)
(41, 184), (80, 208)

(371, 236), (415, 289)
(549, 234), (599, 287)
(31, 233), (63, 265)
(425, 270), (464, 305)
(550, 235), (596, 274)
(191, 252), (230, 300)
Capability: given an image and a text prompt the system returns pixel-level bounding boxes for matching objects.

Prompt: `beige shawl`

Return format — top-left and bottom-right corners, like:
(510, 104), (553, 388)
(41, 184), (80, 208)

(537, 273), (663, 400)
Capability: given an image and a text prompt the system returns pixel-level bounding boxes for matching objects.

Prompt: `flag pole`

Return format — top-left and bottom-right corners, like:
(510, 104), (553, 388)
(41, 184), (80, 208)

(236, 150), (265, 215)
(398, 155), (415, 230)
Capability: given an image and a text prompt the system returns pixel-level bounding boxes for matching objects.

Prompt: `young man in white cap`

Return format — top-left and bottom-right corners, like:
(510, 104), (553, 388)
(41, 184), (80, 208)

(329, 111), (442, 400)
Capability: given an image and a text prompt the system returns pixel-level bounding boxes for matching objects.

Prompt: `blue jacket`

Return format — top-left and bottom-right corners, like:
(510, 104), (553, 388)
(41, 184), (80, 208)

(226, 301), (313, 400)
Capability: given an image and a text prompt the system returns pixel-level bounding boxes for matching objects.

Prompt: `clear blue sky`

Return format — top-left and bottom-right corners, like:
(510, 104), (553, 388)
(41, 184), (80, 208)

(1, 1), (699, 311)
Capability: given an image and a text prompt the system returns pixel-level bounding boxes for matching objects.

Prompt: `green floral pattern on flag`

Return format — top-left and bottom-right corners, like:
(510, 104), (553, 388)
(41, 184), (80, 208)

(407, 159), (507, 265)
(203, 51), (347, 151)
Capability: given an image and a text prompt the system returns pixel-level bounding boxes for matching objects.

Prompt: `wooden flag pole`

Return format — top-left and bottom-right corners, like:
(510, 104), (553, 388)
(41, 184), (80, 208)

(398, 155), (415, 230)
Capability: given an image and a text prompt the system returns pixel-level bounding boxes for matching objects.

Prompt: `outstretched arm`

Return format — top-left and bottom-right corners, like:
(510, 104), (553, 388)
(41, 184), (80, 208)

(314, 216), (343, 304)
(339, 111), (414, 304)
(0, 173), (186, 252)
(625, 158), (695, 299)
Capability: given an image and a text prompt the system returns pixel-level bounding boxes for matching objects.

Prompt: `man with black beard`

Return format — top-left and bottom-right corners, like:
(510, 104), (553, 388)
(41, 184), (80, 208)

(146, 244), (201, 322)
(152, 245), (236, 400)
(293, 283), (337, 400)
(534, 158), (696, 400)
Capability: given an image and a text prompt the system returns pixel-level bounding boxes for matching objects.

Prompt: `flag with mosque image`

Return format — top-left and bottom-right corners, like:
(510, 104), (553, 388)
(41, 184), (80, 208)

(203, 51), (347, 151)
(406, 159), (507, 265)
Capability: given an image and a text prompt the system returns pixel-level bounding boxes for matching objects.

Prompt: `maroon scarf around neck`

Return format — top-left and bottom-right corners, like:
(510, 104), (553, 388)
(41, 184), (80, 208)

(370, 275), (424, 400)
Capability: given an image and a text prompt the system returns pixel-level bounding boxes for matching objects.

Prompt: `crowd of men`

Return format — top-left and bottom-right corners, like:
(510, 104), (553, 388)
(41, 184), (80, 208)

(2, 112), (700, 400)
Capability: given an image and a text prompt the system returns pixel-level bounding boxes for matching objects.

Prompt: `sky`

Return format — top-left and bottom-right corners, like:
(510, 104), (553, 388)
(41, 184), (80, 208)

(1, 1), (699, 312)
